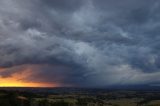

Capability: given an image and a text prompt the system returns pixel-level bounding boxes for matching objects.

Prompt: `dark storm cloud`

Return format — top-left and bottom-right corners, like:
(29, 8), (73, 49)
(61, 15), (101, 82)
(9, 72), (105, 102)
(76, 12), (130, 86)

(41, 0), (85, 12)
(1, 0), (160, 87)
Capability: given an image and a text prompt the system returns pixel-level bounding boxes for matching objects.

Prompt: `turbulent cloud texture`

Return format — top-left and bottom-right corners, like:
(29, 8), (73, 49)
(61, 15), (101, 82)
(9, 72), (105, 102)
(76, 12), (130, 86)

(0, 0), (160, 87)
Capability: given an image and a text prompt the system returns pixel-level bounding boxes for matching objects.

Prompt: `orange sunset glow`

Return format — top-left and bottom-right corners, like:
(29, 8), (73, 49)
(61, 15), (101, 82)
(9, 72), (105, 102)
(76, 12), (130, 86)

(0, 77), (58, 87)
(0, 66), (59, 87)
(0, 78), (56, 87)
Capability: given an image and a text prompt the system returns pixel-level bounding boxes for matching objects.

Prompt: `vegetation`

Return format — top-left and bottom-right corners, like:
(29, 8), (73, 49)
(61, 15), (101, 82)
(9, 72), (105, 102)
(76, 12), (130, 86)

(1, 89), (160, 106)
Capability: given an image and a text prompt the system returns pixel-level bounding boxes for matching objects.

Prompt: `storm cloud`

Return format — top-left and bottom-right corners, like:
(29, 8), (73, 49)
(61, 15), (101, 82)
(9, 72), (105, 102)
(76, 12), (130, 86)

(0, 0), (160, 87)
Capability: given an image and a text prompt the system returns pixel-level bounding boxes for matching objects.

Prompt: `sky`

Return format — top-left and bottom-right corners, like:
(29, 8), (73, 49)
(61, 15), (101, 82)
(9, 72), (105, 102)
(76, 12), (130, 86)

(0, 0), (160, 87)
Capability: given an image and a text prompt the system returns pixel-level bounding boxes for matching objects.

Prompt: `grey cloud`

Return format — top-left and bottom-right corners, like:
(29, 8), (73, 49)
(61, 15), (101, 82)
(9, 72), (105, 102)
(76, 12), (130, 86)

(41, 0), (85, 12)
(0, 0), (160, 87)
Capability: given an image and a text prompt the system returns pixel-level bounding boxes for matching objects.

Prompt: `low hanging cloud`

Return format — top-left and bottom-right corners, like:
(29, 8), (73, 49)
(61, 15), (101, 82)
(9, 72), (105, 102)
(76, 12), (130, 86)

(0, 0), (160, 87)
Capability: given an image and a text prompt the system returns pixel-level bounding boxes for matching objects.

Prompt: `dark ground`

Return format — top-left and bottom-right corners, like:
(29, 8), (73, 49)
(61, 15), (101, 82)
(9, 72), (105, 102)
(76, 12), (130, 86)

(0, 87), (160, 106)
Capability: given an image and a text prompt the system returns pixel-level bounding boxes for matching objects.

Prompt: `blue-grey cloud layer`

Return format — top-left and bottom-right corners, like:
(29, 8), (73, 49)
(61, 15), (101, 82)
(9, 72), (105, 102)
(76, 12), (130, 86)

(0, 0), (160, 87)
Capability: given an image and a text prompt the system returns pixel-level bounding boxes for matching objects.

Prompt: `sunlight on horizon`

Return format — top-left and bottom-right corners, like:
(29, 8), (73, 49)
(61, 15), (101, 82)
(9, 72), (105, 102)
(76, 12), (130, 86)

(0, 67), (59, 87)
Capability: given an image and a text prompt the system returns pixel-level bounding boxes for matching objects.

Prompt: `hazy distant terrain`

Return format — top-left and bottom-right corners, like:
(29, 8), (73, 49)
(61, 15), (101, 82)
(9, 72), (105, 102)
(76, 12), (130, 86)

(1, 87), (160, 106)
